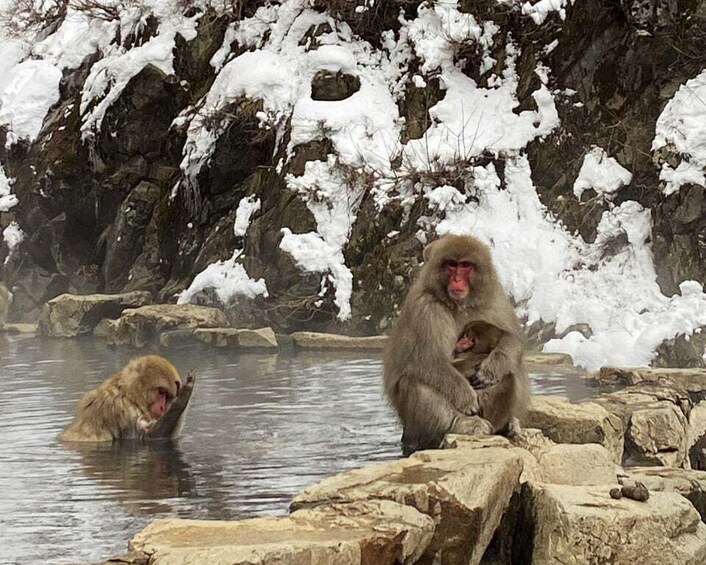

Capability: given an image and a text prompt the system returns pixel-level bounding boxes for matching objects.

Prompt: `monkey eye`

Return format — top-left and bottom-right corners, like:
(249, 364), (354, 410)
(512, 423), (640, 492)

(443, 260), (475, 270)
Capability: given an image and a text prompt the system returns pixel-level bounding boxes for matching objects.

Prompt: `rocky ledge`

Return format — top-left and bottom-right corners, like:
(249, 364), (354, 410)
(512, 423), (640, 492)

(83, 365), (706, 565)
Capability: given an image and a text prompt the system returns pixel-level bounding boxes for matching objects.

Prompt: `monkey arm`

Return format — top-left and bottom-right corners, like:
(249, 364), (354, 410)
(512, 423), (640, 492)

(147, 371), (195, 440)
(475, 330), (524, 387)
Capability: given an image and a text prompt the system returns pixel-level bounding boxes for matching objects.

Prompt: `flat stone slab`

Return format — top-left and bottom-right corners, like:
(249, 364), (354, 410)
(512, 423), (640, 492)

(290, 331), (387, 350)
(37, 291), (152, 337)
(195, 327), (278, 349)
(538, 443), (619, 486)
(0, 322), (37, 335)
(525, 395), (625, 464)
(107, 304), (228, 347)
(627, 466), (706, 522)
(593, 384), (691, 468)
(291, 446), (524, 565)
(525, 352), (574, 366)
(594, 366), (706, 400)
(529, 484), (706, 565)
(124, 500), (433, 564)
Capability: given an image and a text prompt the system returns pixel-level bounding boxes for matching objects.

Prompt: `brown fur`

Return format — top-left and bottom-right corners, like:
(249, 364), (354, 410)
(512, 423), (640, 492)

(383, 234), (529, 454)
(453, 321), (529, 434)
(59, 355), (185, 443)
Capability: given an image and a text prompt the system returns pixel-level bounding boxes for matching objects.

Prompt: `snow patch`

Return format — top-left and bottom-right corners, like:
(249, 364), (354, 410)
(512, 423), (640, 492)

(0, 163), (17, 211)
(3, 221), (24, 264)
(653, 69), (706, 194)
(573, 146), (633, 200)
(178, 195), (268, 305)
(0, 60), (62, 147)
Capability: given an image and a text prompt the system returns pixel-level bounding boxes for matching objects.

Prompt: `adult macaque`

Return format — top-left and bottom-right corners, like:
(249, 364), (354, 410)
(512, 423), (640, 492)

(453, 321), (529, 435)
(384, 233), (528, 454)
(59, 355), (195, 443)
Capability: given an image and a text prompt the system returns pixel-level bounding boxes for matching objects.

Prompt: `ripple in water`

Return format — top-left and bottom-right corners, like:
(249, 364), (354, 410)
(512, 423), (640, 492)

(0, 335), (593, 564)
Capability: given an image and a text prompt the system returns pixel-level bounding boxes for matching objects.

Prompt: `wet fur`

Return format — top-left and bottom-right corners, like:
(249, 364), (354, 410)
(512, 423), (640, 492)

(59, 355), (186, 443)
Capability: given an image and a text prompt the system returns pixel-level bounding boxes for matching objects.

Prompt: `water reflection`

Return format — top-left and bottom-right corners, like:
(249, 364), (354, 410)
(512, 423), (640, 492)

(0, 335), (594, 564)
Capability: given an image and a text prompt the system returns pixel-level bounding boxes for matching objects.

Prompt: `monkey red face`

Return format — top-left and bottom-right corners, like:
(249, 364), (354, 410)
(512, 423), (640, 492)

(150, 387), (172, 419)
(443, 259), (475, 301)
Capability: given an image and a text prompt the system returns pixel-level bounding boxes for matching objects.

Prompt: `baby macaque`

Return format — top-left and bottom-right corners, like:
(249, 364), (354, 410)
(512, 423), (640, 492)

(59, 355), (195, 443)
(453, 321), (529, 436)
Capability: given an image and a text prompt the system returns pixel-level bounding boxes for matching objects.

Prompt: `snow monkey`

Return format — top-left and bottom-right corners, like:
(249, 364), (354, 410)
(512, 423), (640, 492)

(453, 320), (529, 435)
(383, 234), (529, 454)
(59, 355), (195, 443)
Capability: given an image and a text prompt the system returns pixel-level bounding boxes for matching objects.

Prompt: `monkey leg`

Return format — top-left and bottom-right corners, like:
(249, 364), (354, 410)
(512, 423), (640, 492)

(476, 376), (517, 434)
(449, 415), (494, 436)
(396, 377), (490, 456)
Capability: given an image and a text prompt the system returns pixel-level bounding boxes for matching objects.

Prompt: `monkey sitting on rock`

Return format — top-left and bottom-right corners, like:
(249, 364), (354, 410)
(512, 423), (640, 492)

(384, 233), (530, 455)
(59, 355), (195, 443)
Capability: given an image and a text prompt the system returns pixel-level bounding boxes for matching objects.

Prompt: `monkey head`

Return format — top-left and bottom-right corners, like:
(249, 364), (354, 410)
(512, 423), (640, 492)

(123, 355), (182, 420)
(422, 234), (497, 306)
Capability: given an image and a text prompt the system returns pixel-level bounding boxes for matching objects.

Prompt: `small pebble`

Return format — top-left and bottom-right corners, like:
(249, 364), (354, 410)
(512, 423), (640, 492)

(609, 487), (623, 499)
(622, 481), (649, 502)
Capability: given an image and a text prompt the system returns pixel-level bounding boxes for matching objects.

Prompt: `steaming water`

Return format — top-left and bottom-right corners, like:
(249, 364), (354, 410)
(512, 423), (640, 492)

(0, 334), (594, 564)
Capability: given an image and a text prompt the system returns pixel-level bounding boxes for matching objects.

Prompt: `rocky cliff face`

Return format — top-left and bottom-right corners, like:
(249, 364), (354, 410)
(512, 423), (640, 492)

(1, 0), (705, 363)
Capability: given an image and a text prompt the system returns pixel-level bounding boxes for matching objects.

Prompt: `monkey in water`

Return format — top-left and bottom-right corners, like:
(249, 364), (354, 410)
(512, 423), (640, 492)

(384, 234), (529, 454)
(59, 355), (195, 443)
(453, 321), (528, 436)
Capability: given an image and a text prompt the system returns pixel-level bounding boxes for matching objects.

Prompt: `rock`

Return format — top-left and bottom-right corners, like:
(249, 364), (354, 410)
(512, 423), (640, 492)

(442, 433), (544, 484)
(0, 322), (37, 335)
(524, 395), (625, 464)
(0, 283), (10, 328)
(194, 327), (278, 350)
(291, 446), (524, 565)
(538, 443), (619, 486)
(107, 304), (228, 347)
(628, 466), (706, 521)
(290, 331), (387, 350)
(93, 318), (119, 339)
(510, 427), (556, 459)
(103, 181), (162, 293)
(37, 292), (153, 338)
(310, 70), (361, 101)
(688, 401), (706, 463)
(594, 383), (691, 468)
(528, 485), (706, 564)
(124, 500), (433, 565)
(524, 352), (574, 366)
(595, 366), (706, 402)
(157, 327), (279, 350)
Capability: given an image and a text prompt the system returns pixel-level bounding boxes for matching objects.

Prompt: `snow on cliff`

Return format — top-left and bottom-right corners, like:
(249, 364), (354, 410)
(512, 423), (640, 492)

(2, 0), (706, 369)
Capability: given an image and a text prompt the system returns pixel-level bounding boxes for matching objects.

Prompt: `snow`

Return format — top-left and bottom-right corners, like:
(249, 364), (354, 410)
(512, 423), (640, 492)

(2, 0), (706, 368)
(573, 146), (633, 200)
(177, 196), (268, 305)
(280, 157), (364, 320)
(80, 3), (200, 140)
(653, 69), (706, 195)
(522, 0), (573, 25)
(0, 163), (17, 211)
(0, 60), (62, 147)
(3, 220), (24, 264)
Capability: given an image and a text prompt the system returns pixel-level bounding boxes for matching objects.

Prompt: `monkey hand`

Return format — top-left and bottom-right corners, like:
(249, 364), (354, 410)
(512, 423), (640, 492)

(472, 353), (508, 389)
(148, 370), (196, 440)
(456, 385), (480, 416)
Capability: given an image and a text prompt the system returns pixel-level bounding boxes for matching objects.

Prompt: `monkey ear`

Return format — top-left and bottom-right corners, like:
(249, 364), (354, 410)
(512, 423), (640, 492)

(422, 240), (439, 263)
